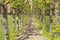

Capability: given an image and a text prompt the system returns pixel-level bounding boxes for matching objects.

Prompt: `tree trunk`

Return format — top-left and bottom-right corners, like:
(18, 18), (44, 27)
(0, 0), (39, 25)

(42, 7), (45, 31)
(0, 5), (1, 14)
(54, 0), (59, 37)
(54, 0), (59, 25)
(2, 0), (9, 40)
(49, 4), (53, 33)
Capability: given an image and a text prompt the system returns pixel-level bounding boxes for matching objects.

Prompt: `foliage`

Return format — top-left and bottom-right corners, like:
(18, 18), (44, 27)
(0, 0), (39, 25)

(0, 0), (60, 40)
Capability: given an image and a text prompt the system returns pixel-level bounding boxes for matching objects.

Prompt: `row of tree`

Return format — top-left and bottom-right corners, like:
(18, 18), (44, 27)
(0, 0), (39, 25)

(0, 0), (60, 40)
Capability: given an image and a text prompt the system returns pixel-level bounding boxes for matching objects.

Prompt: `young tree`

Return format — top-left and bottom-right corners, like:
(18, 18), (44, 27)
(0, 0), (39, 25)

(54, 0), (59, 37)
(54, 0), (59, 25)
(49, 3), (53, 33)
(2, 0), (9, 40)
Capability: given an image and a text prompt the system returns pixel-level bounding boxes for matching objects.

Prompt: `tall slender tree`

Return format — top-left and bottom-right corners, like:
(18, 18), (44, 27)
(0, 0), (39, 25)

(42, 7), (46, 31)
(54, 0), (59, 25)
(54, 0), (59, 37)
(2, 0), (9, 40)
(49, 3), (53, 33)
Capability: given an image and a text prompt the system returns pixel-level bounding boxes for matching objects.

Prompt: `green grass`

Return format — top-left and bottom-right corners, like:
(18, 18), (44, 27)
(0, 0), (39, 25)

(34, 16), (42, 30)
(0, 15), (4, 40)
(8, 15), (16, 40)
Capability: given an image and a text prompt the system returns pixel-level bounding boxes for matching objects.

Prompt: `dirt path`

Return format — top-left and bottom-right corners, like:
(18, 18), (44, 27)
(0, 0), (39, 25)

(25, 35), (47, 40)
(17, 15), (48, 40)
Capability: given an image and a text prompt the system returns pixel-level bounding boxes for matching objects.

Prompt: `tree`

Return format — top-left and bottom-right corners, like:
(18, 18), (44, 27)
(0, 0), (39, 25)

(49, 3), (53, 33)
(54, 0), (59, 37)
(54, 0), (59, 25)
(2, 0), (9, 40)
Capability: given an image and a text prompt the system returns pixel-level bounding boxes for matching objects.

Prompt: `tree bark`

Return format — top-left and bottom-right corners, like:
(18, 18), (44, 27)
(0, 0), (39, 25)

(0, 5), (1, 14)
(54, 0), (59, 25)
(42, 7), (45, 31)
(54, 0), (59, 37)
(49, 4), (53, 33)
(2, 0), (9, 40)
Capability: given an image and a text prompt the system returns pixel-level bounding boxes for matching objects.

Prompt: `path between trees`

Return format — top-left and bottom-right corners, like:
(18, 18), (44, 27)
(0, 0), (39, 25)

(25, 35), (47, 40)
(17, 15), (48, 40)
